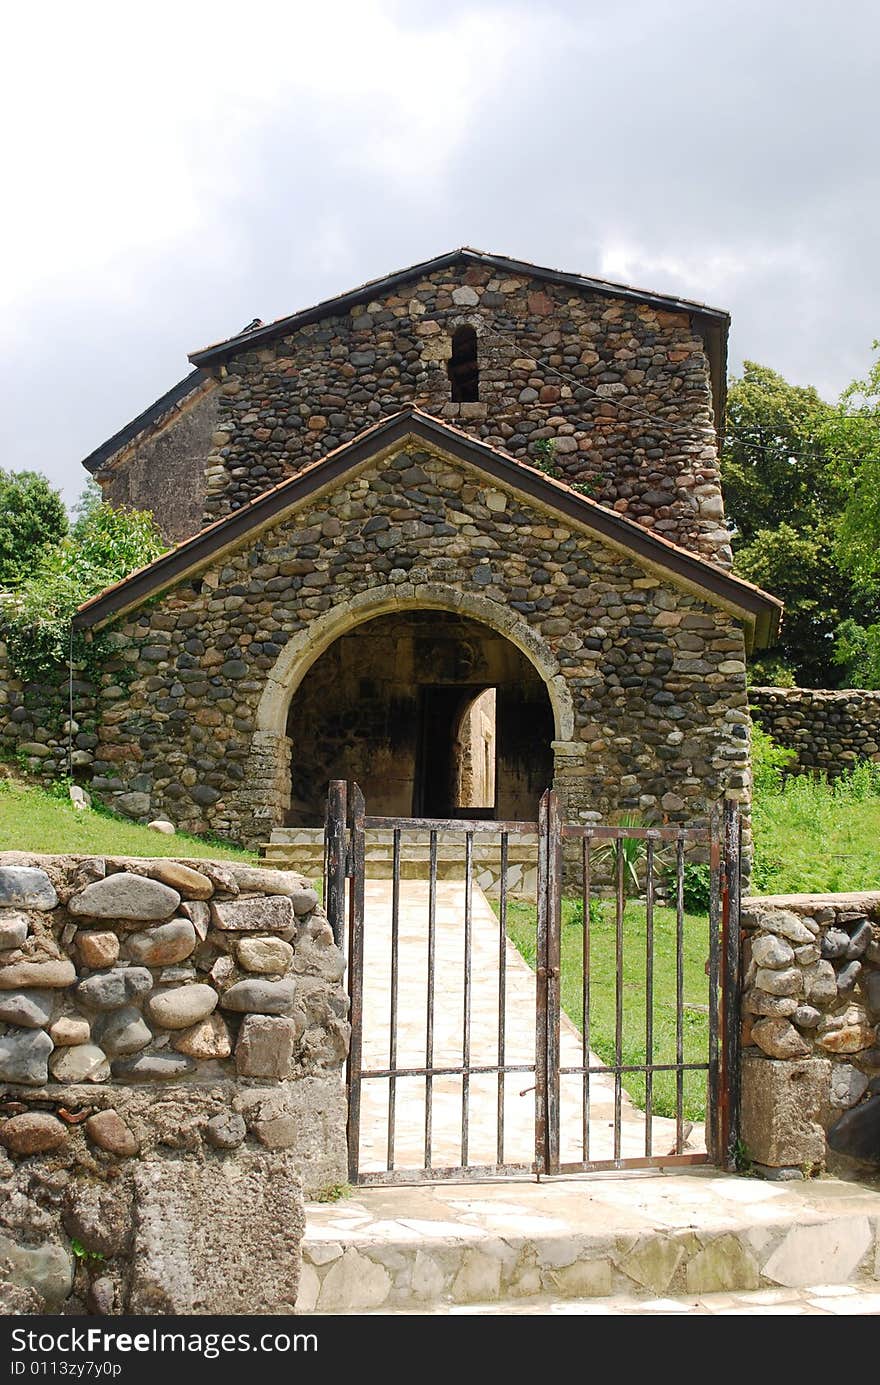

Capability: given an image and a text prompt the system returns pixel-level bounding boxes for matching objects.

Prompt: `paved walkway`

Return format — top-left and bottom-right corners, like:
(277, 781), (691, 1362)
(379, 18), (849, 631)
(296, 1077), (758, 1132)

(355, 879), (697, 1174)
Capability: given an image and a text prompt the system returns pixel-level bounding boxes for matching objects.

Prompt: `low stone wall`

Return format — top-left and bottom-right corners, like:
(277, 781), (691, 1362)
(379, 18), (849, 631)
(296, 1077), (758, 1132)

(0, 853), (349, 1315)
(749, 686), (880, 776)
(740, 892), (880, 1177)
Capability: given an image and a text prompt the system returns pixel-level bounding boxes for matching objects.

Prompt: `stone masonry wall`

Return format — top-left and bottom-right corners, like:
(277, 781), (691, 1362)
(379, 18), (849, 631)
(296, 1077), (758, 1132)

(87, 441), (751, 848)
(201, 263), (731, 565)
(740, 892), (880, 1177)
(749, 686), (880, 777)
(0, 639), (98, 785)
(0, 855), (349, 1314)
(96, 383), (221, 545)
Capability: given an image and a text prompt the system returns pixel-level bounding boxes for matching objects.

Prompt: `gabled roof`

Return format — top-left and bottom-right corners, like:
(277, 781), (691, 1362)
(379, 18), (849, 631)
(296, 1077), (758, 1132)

(188, 246), (730, 368)
(80, 249), (730, 480)
(73, 407), (781, 647)
(81, 370), (209, 474)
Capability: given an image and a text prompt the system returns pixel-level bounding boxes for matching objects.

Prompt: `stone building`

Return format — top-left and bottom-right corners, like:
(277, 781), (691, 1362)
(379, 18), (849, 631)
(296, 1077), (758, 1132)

(84, 249), (732, 558)
(69, 251), (781, 846)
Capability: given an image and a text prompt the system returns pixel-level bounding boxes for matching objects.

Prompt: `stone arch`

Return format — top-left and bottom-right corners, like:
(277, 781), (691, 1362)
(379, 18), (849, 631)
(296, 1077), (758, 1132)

(255, 583), (575, 743)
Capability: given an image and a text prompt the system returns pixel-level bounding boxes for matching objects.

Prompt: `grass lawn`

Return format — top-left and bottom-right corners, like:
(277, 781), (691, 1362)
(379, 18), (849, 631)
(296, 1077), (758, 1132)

(0, 775), (256, 862)
(500, 895), (712, 1122)
(751, 769), (880, 895)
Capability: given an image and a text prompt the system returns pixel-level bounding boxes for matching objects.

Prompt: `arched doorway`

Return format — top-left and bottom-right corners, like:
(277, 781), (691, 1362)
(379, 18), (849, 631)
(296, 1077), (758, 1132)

(283, 610), (554, 825)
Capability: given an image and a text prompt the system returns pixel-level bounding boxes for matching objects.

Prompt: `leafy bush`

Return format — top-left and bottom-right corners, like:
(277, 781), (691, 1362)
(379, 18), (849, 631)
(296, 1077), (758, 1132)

(564, 897), (605, 929)
(0, 484), (165, 684)
(0, 470), (69, 589)
(661, 861), (713, 912)
(746, 657), (796, 687)
(750, 723), (797, 795)
(833, 617), (880, 691)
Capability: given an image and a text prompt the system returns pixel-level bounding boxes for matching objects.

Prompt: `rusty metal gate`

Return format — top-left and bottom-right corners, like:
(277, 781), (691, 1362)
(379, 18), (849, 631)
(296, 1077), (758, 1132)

(325, 781), (742, 1185)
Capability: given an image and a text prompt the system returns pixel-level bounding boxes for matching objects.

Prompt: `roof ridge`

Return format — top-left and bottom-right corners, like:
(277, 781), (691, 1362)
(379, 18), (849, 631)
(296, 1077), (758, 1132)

(81, 369), (208, 474)
(73, 410), (780, 642)
(187, 248), (730, 367)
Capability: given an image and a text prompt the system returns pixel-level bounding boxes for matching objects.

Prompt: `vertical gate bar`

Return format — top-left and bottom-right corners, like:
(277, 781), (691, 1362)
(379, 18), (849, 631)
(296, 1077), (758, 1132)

(545, 790), (562, 1175)
(497, 831), (509, 1166)
(582, 835), (592, 1163)
(386, 827), (401, 1171)
(722, 799), (743, 1170)
(345, 783), (366, 1185)
(675, 835), (685, 1154)
(325, 780), (347, 949)
(323, 791), (331, 922)
(644, 837), (655, 1158)
(707, 806), (722, 1163)
(613, 836), (625, 1163)
(535, 791), (550, 1176)
(461, 829), (474, 1167)
(424, 829), (437, 1170)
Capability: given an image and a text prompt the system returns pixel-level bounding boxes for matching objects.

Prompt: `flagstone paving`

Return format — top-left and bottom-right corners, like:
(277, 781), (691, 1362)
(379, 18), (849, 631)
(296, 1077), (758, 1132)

(297, 1170), (880, 1313)
(387, 1283), (880, 1314)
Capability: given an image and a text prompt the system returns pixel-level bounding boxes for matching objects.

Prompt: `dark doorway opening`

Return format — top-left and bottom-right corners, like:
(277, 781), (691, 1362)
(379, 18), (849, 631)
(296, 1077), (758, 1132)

(284, 609), (553, 825)
(414, 685), (497, 818)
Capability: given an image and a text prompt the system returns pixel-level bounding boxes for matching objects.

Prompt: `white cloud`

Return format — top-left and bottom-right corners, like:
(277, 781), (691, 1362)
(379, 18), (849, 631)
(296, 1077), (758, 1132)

(1, 0), (878, 499)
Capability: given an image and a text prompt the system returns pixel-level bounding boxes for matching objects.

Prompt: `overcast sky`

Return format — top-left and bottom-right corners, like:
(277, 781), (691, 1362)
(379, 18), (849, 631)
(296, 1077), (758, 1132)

(3, 0), (877, 505)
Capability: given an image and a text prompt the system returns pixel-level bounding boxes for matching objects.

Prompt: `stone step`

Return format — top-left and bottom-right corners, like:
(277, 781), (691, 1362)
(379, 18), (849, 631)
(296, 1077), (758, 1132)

(260, 839), (541, 897)
(269, 828), (540, 846)
(296, 1171), (880, 1314)
(362, 1283), (880, 1315)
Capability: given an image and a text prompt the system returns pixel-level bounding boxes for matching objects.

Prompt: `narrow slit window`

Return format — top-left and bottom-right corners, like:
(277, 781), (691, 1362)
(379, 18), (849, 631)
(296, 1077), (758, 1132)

(447, 325), (479, 402)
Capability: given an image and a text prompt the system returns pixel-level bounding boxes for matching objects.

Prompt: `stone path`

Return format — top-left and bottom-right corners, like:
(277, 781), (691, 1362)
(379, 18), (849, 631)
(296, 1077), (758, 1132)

(297, 1171), (880, 1313)
(355, 879), (698, 1174)
(384, 1283), (880, 1315)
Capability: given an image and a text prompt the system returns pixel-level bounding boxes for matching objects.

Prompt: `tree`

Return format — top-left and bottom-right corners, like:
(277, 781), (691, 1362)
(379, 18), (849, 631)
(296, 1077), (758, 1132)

(822, 344), (880, 687)
(0, 469), (68, 590)
(68, 481), (166, 585)
(0, 487), (166, 682)
(721, 361), (880, 688)
(722, 362), (842, 544)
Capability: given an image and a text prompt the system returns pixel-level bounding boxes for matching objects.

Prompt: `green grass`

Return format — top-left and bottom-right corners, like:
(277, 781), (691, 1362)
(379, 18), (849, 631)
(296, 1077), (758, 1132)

(498, 759), (880, 1123)
(0, 775), (256, 862)
(751, 761), (880, 895)
(501, 895), (711, 1121)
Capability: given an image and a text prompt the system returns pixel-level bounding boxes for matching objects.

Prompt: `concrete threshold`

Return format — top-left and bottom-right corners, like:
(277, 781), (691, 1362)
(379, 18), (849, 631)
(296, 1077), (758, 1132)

(296, 1170), (880, 1314)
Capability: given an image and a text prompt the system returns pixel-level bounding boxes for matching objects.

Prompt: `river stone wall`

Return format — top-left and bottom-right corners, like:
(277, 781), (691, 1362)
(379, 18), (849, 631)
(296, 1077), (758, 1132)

(0, 640), (98, 786)
(0, 854), (349, 1315)
(740, 892), (880, 1178)
(201, 262), (731, 565)
(88, 442), (751, 847)
(749, 687), (880, 777)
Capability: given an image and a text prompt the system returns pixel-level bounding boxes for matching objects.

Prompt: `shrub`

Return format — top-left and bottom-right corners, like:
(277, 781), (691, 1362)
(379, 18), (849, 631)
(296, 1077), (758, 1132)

(750, 723), (797, 795)
(0, 485), (165, 685)
(661, 861), (713, 912)
(565, 897), (605, 929)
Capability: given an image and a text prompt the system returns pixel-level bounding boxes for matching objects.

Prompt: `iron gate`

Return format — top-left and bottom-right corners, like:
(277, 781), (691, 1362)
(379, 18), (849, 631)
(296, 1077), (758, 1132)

(325, 782), (742, 1185)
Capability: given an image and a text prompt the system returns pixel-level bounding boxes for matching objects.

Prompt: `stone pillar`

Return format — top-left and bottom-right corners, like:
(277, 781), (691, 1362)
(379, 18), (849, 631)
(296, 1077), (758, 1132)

(740, 892), (880, 1177)
(236, 729), (292, 848)
(551, 740), (596, 824)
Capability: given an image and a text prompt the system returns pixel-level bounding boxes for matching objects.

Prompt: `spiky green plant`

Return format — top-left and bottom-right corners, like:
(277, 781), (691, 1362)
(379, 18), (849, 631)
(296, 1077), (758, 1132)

(592, 814), (647, 896)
